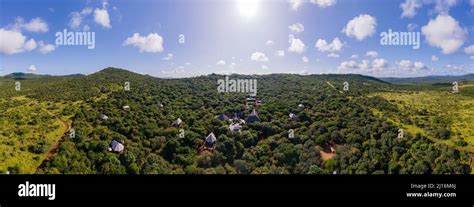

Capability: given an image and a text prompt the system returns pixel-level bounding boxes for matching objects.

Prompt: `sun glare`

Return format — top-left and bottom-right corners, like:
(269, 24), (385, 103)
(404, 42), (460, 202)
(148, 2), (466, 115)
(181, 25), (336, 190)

(237, 0), (259, 18)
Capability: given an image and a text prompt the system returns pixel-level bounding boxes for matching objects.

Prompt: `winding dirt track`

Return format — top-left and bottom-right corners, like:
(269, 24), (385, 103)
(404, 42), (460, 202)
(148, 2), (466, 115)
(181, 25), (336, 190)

(35, 109), (70, 174)
(44, 118), (69, 160)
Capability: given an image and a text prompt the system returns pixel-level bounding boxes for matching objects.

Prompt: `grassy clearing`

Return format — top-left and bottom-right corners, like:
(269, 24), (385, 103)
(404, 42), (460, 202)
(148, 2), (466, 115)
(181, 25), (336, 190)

(0, 96), (71, 173)
(369, 88), (474, 153)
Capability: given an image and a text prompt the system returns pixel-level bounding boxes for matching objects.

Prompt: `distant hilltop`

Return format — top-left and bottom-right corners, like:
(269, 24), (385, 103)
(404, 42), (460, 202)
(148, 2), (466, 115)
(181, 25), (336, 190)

(2, 72), (84, 80)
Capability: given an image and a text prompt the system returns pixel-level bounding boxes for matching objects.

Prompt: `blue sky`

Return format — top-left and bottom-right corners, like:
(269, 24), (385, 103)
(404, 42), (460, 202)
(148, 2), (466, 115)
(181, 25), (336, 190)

(0, 0), (473, 77)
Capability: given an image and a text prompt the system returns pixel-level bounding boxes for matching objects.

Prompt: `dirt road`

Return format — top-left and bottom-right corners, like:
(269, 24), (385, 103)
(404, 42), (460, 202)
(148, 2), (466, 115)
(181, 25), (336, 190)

(35, 109), (70, 174)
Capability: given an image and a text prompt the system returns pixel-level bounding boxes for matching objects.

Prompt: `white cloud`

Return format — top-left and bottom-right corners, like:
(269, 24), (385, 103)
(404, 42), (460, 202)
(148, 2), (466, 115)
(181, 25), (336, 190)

(289, 0), (305, 10)
(27, 65), (37, 72)
(398, 60), (427, 71)
(350, 54), (358, 59)
(123, 33), (164, 53)
(162, 53), (173, 60)
(216, 60), (226, 65)
(102, 0), (109, 9)
(338, 60), (358, 70)
(82, 7), (94, 15)
(69, 7), (93, 30)
(366, 51), (378, 58)
(275, 50), (285, 57)
(24, 18), (48, 33)
(315, 37), (344, 53)
(69, 15), (82, 29)
(464, 45), (474, 55)
(289, 23), (304, 33)
(0, 28), (37, 55)
(289, 0), (336, 10)
(288, 34), (306, 54)
(445, 64), (464, 72)
(24, 39), (37, 51)
(372, 58), (388, 70)
(342, 14), (377, 41)
(266, 40), (274, 46)
(261, 65), (269, 70)
(359, 60), (369, 70)
(251, 52), (269, 62)
(400, 0), (458, 18)
(338, 58), (389, 74)
(400, 0), (422, 18)
(414, 62), (427, 70)
(398, 60), (412, 69)
(12, 17), (49, 33)
(310, 0), (336, 8)
(434, 0), (458, 14)
(327, 53), (339, 58)
(431, 55), (439, 61)
(38, 41), (55, 54)
(421, 15), (467, 54)
(17, 17), (49, 33)
(302, 56), (309, 63)
(94, 8), (111, 28)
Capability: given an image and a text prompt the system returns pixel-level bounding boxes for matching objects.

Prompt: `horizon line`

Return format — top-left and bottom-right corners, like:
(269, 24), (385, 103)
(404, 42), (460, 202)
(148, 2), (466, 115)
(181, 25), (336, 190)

(2, 67), (473, 80)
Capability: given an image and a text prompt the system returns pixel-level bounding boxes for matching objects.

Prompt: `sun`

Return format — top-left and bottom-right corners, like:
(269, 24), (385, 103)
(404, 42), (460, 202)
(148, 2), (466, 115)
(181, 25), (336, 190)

(237, 0), (259, 18)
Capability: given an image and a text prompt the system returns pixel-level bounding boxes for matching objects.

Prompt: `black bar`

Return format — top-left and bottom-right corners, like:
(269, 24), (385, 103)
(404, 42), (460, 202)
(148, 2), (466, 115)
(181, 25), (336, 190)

(0, 175), (472, 206)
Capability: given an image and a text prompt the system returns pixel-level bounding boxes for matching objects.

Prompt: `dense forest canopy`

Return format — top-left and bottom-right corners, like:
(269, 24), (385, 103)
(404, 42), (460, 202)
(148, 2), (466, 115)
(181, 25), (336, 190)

(0, 67), (471, 174)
